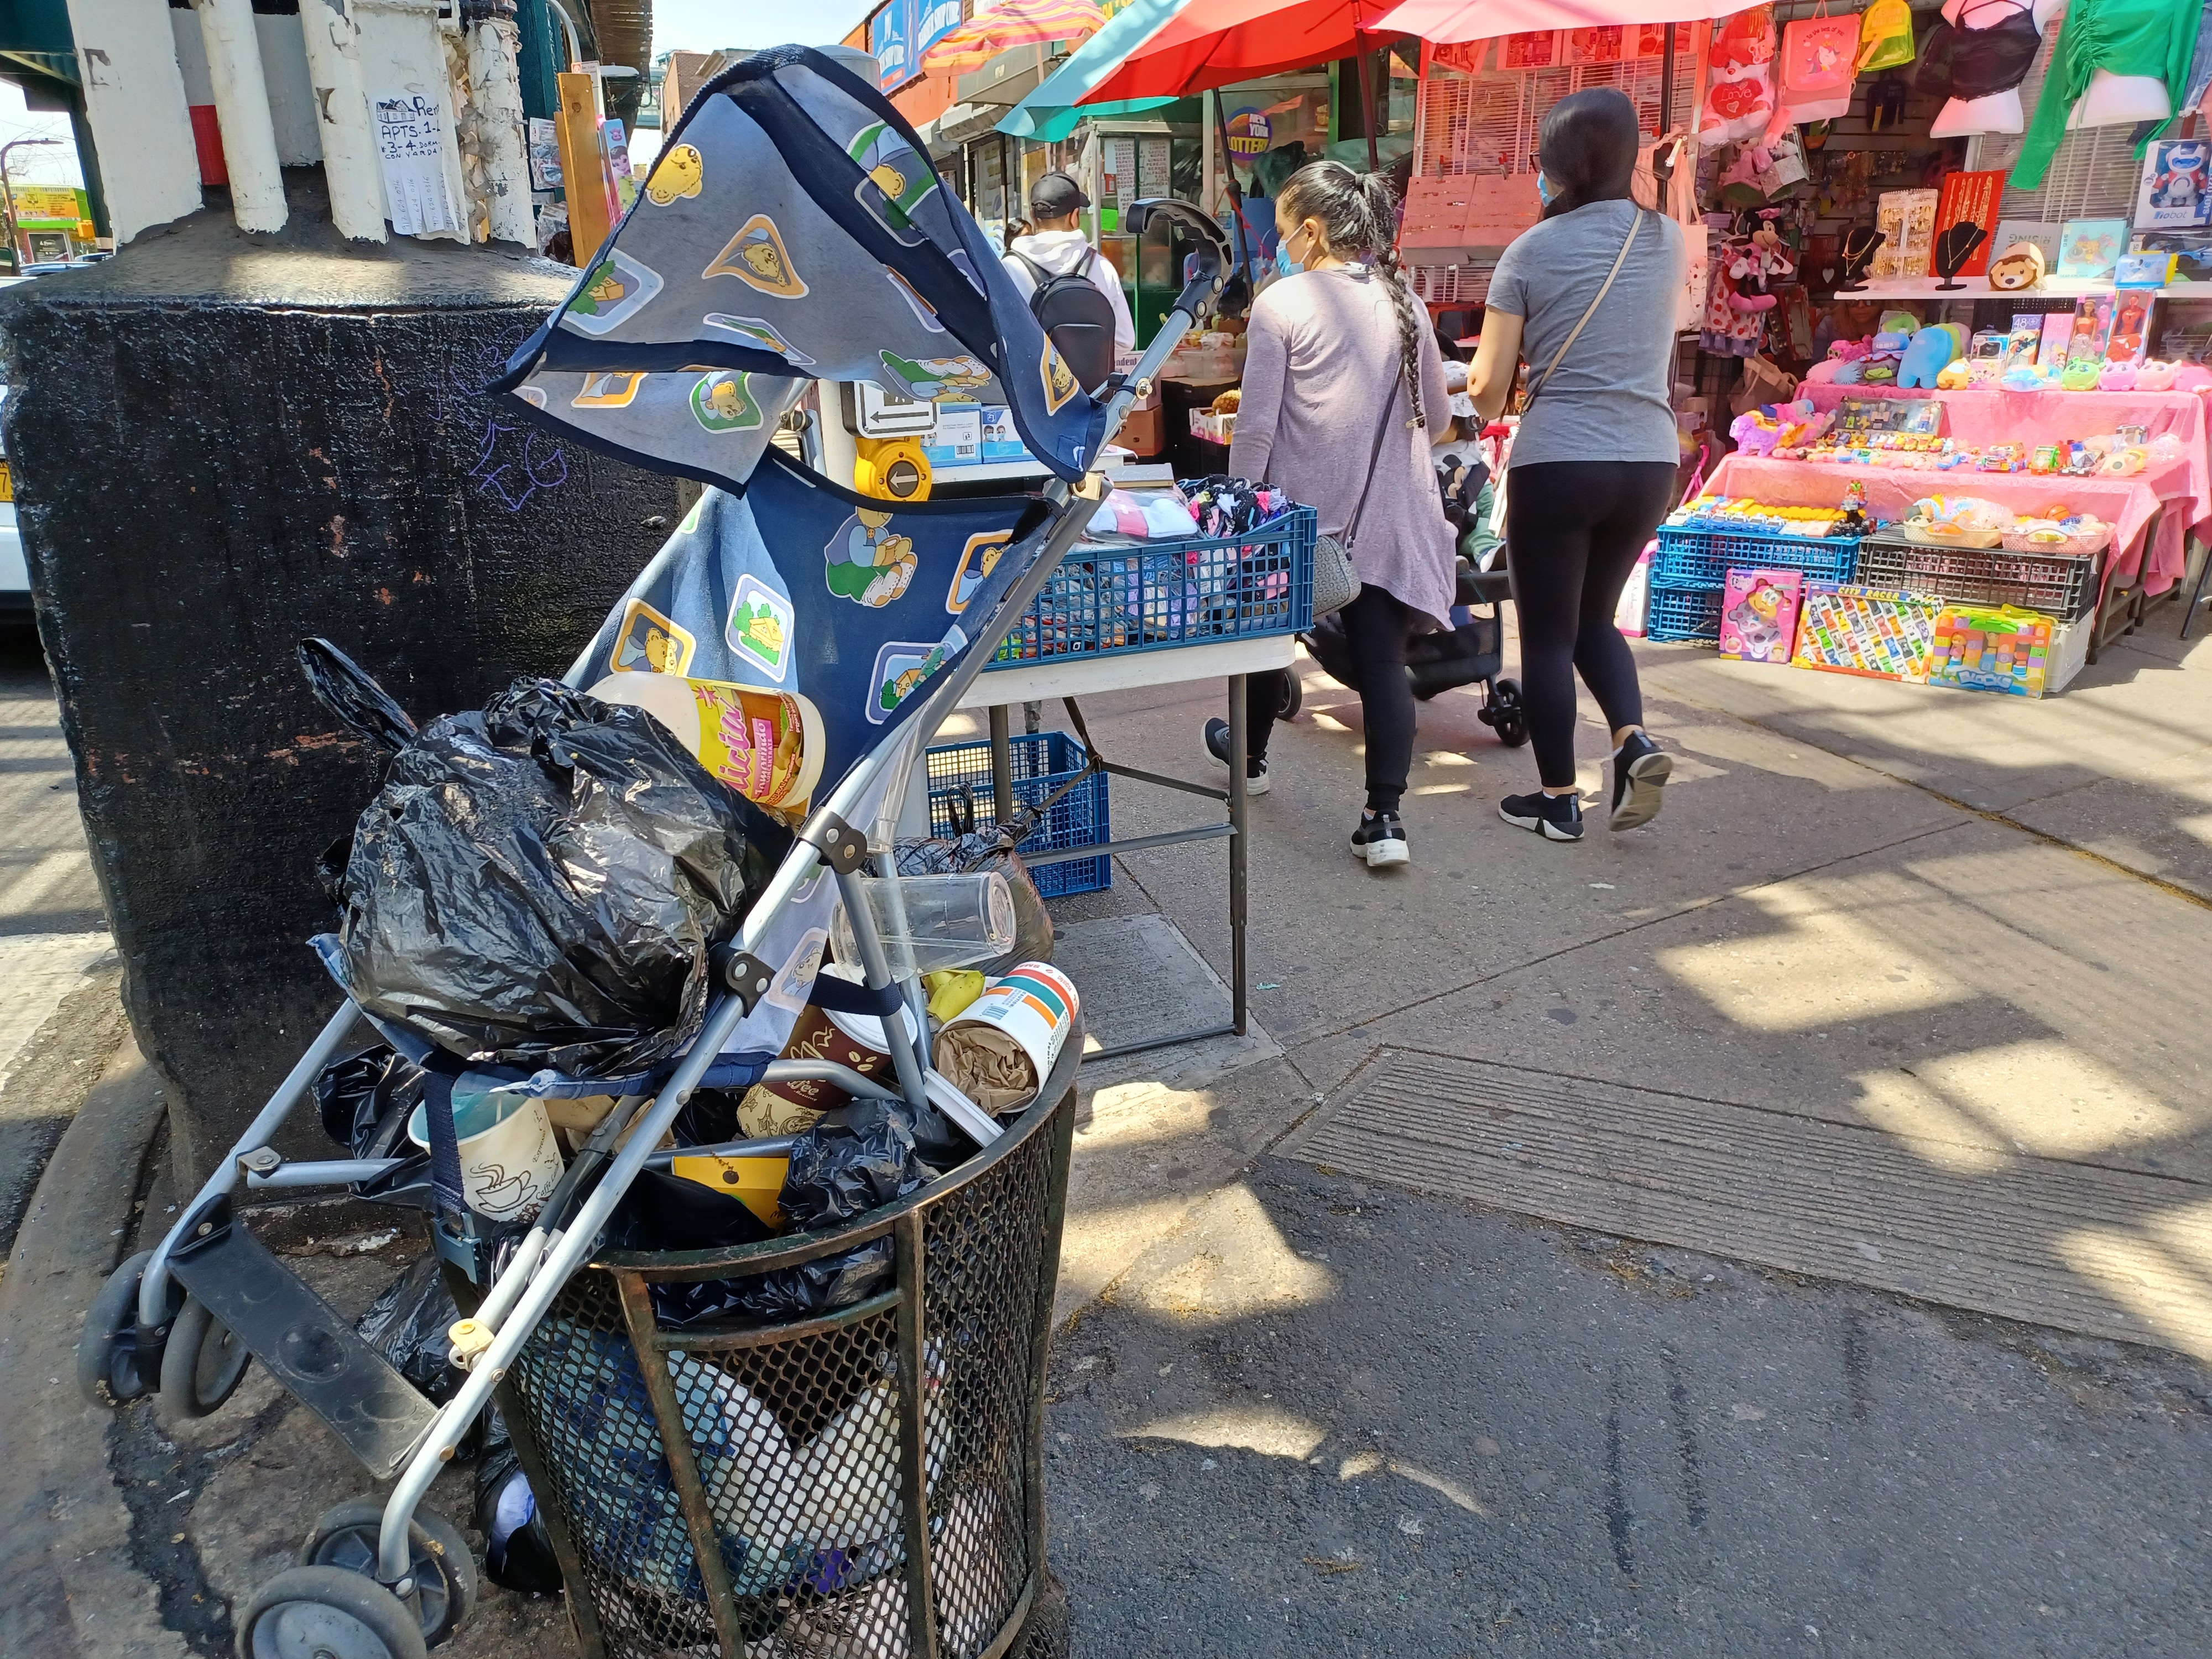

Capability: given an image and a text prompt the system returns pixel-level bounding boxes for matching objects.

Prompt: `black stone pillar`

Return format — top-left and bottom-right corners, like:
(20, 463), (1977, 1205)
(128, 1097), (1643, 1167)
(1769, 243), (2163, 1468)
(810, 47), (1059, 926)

(1, 201), (684, 1181)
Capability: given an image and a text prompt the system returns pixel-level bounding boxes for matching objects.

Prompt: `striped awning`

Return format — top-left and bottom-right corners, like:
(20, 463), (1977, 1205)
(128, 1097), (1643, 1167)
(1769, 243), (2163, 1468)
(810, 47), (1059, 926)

(920, 0), (1108, 75)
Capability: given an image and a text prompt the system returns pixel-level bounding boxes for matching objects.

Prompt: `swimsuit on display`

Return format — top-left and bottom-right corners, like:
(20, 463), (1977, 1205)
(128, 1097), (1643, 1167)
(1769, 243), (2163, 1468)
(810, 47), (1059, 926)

(1918, 0), (2045, 100)
(2008, 0), (2200, 189)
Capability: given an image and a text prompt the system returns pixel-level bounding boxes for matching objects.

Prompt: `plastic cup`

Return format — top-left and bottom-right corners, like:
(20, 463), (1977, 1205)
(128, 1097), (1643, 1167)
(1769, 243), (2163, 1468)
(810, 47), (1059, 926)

(408, 1074), (565, 1221)
(830, 872), (1015, 979)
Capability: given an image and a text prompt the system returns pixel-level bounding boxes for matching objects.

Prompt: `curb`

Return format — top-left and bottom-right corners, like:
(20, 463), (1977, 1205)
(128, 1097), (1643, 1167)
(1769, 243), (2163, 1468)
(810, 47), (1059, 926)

(0, 1036), (192, 1657)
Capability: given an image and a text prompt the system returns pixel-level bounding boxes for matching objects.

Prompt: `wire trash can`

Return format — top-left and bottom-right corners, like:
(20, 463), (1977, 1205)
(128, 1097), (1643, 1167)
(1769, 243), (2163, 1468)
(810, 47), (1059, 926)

(497, 1045), (1081, 1659)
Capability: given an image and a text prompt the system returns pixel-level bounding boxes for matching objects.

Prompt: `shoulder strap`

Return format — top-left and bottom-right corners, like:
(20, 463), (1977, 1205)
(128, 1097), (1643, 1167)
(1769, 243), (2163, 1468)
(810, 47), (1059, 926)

(1009, 250), (1051, 287)
(1341, 381), (1403, 550)
(1526, 210), (1646, 405)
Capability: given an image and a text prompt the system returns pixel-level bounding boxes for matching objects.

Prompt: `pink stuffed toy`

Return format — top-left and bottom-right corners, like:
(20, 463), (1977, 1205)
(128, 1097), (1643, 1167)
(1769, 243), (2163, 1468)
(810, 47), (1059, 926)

(1804, 338), (1869, 384)
(2172, 362), (2212, 394)
(2098, 361), (2140, 392)
(2135, 358), (2179, 390)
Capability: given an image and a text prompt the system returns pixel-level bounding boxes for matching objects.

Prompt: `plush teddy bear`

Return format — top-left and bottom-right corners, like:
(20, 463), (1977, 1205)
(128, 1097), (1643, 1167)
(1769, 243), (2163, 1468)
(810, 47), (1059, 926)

(2098, 360), (2140, 392)
(1897, 327), (1958, 389)
(2135, 358), (2179, 390)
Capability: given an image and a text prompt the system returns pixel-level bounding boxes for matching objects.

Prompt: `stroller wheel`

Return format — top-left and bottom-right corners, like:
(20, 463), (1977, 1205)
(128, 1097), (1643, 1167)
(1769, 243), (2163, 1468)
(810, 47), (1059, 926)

(1490, 679), (1531, 749)
(1276, 670), (1302, 721)
(300, 1498), (476, 1650)
(160, 1295), (252, 1420)
(236, 1564), (428, 1659)
(79, 1248), (160, 1408)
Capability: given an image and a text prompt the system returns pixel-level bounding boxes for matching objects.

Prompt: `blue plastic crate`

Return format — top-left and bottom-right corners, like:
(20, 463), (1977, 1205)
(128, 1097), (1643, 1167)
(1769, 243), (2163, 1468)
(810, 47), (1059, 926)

(924, 732), (1110, 898)
(1655, 522), (1860, 587)
(1645, 583), (1725, 644)
(990, 505), (1316, 667)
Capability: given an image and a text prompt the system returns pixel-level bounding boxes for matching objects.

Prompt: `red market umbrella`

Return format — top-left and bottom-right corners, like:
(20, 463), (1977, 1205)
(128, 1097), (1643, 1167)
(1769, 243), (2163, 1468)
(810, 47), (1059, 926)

(1371, 0), (1760, 43)
(921, 0), (1110, 76)
(1076, 0), (1402, 104)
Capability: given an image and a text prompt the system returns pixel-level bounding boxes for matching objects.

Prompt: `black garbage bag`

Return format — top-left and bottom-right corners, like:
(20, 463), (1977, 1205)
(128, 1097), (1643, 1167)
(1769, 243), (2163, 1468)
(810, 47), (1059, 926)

(476, 1407), (565, 1595)
(315, 1045), (427, 1159)
(894, 826), (1052, 974)
(625, 1100), (930, 1330)
(303, 640), (791, 1077)
(357, 1255), (500, 1459)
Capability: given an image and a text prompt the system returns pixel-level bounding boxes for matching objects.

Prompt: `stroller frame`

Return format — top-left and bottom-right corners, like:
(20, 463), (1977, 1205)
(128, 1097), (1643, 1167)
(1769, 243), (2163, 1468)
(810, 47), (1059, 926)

(83, 195), (1233, 1646)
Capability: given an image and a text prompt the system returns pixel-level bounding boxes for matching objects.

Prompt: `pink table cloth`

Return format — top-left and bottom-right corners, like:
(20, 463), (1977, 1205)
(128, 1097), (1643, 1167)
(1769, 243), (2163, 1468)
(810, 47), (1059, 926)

(1765, 384), (2212, 595)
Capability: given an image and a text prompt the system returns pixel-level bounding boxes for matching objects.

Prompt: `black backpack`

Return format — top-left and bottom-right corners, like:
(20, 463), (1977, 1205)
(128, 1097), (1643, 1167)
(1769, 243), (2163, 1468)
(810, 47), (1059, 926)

(1010, 249), (1117, 392)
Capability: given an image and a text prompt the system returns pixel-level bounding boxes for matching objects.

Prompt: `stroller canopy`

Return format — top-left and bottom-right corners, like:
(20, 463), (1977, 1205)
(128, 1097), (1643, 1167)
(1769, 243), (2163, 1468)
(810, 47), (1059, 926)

(498, 48), (1110, 817)
(495, 46), (1109, 491)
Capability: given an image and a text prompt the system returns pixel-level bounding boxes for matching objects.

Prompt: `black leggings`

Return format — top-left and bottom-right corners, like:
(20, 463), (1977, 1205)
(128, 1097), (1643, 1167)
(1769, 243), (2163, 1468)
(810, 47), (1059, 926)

(1505, 461), (1677, 790)
(1248, 585), (1425, 815)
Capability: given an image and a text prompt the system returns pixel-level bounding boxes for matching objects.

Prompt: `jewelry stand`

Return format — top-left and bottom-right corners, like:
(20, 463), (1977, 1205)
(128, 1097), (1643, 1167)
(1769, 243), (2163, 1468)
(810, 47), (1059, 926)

(1834, 227), (1885, 293)
(1934, 222), (1987, 291)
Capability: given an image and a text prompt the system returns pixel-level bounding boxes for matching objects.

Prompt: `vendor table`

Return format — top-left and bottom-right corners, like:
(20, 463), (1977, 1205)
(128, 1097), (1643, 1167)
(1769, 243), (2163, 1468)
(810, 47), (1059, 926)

(957, 633), (1294, 1060)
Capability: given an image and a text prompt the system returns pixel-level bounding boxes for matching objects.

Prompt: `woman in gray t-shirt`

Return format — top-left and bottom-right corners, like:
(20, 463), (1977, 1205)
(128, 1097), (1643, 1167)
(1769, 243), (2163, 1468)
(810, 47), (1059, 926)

(1467, 90), (1683, 844)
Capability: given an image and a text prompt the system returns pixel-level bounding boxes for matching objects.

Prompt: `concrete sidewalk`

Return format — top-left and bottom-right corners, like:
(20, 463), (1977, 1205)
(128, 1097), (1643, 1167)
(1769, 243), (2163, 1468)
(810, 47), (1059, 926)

(5, 597), (2210, 1656)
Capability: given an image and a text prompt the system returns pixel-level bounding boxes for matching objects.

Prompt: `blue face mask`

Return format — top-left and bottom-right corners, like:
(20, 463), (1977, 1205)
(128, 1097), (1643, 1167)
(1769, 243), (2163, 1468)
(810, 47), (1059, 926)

(1274, 240), (1300, 276)
(1537, 171), (1553, 207)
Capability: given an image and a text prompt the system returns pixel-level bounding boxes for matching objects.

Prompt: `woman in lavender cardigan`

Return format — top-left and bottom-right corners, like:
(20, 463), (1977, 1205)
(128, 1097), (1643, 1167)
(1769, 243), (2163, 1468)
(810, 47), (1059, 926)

(1202, 160), (1458, 868)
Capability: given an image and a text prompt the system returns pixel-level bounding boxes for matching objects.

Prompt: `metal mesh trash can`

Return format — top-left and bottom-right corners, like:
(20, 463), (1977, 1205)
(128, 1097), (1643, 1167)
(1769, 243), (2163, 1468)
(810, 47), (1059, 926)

(498, 1055), (1078, 1659)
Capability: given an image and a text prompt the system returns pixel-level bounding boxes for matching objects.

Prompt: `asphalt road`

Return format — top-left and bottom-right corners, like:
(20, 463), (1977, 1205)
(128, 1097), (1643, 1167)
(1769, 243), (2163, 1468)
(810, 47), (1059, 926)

(0, 619), (116, 1256)
(1047, 1156), (2212, 1658)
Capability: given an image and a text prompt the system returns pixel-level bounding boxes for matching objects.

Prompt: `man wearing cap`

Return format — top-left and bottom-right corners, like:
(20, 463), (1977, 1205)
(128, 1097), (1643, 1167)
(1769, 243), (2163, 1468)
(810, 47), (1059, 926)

(1003, 170), (1136, 364)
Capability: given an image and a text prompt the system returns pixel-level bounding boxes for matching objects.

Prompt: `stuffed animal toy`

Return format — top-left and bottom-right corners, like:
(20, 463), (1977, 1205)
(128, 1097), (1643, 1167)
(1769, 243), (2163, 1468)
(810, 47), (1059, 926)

(1897, 327), (1958, 388)
(1877, 309), (1921, 337)
(2098, 360), (2140, 392)
(2061, 359), (2103, 390)
(1700, 8), (1781, 148)
(2000, 362), (2052, 390)
(1936, 357), (1972, 389)
(2173, 362), (2212, 393)
(1804, 337), (1870, 383)
(1729, 406), (1785, 456)
(2135, 357), (2179, 390)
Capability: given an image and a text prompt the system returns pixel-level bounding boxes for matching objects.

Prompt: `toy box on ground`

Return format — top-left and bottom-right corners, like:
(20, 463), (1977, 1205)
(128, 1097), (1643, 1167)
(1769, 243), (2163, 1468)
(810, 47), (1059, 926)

(1790, 582), (1941, 681)
(1719, 567), (1804, 662)
(926, 732), (1112, 898)
(1927, 603), (2083, 697)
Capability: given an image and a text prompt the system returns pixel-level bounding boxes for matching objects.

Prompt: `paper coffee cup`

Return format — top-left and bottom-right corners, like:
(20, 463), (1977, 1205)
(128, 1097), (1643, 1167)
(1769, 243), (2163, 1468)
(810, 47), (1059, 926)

(408, 1087), (564, 1221)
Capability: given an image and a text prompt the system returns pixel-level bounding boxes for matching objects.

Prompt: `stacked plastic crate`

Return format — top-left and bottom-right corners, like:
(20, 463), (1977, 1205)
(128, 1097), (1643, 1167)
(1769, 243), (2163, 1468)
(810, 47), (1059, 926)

(1646, 521), (1865, 644)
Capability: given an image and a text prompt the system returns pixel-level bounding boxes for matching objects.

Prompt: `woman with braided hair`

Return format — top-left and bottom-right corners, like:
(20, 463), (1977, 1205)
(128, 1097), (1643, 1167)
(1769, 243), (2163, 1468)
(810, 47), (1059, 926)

(1202, 159), (1456, 868)
(1468, 87), (1686, 843)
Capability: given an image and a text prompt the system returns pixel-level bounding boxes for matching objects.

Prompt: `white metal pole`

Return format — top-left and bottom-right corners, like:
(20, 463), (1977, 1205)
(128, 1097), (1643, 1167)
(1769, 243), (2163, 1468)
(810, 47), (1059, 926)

(466, 18), (535, 246)
(297, 0), (388, 241)
(195, 0), (288, 232)
(62, 0), (202, 246)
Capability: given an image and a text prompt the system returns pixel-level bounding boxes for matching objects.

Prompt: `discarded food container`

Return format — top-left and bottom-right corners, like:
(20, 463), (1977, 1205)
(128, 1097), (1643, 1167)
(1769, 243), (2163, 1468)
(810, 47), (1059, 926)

(932, 961), (1080, 1112)
(738, 981), (925, 1135)
(407, 1073), (565, 1221)
(830, 871), (1016, 979)
(588, 672), (826, 816)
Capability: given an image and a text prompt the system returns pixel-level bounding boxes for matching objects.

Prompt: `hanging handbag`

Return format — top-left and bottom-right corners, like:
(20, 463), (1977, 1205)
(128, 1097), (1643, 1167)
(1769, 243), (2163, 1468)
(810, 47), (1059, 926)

(1780, 0), (1859, 121)
(1286, 388), (1399, 619)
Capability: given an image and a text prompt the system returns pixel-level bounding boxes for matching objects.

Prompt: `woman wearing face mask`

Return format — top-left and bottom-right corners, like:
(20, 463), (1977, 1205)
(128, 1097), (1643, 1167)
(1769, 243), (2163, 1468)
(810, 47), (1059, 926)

(1202, 160), (1457, 869)
(1468, 88), (1686, 843)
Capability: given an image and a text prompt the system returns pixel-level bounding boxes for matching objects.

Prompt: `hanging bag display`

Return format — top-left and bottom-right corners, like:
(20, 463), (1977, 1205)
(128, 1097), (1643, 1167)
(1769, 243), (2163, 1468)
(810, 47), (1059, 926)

(1858, 0), (1917, 72)
(1780, 1), (1860, 122)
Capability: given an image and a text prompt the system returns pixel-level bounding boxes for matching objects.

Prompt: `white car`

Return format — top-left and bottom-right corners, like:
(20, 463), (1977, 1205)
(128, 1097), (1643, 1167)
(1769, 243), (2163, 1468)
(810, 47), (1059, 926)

(0, 386), (22, 622)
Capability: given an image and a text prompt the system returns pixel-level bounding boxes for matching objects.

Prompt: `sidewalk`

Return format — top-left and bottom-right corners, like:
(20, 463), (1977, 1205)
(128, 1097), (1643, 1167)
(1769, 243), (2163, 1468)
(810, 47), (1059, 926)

(4, 600), (2209, 1655)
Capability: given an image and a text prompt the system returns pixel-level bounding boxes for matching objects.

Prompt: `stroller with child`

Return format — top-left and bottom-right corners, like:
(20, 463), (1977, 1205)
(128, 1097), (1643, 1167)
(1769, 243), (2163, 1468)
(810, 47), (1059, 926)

(1292, 434), (1527, 745)
(75, 47), (1232, 1659)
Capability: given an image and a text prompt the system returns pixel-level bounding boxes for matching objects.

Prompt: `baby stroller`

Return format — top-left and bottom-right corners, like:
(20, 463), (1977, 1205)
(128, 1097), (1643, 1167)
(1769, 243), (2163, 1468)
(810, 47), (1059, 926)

(1294, 440), (1527, 745)
(75, 47), (1232, 1658)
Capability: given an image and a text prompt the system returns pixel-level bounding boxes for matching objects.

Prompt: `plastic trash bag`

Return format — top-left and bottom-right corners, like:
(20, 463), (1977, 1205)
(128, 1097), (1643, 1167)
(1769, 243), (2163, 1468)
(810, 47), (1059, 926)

(476, 1407), (565, 1595)
(315, 1044), (427, 1159)
(304, 640), (791, 1077)
(357, 1255), (498, 1460)
(632, 1100), (931, 1329)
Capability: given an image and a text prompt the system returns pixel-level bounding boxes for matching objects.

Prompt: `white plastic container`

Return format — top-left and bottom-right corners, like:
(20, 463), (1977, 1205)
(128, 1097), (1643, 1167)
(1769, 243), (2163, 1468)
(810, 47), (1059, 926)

(830, 872), (1015, 979)
(408, 1074), (565, 1221)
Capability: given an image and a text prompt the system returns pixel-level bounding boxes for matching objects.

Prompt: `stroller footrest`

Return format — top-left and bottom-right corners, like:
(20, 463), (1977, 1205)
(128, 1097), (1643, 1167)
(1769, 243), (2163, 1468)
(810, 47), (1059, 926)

(170, 1222), (440, 1478)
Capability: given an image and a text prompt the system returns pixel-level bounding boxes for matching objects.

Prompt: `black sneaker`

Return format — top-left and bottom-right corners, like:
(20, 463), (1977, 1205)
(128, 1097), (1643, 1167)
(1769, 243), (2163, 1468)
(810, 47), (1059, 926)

(1202, 717), (1270, 795)
(1609, 731), (1673, 831)
(1350, 810), (1409, 867)
(1499, 790), (1584, 842)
